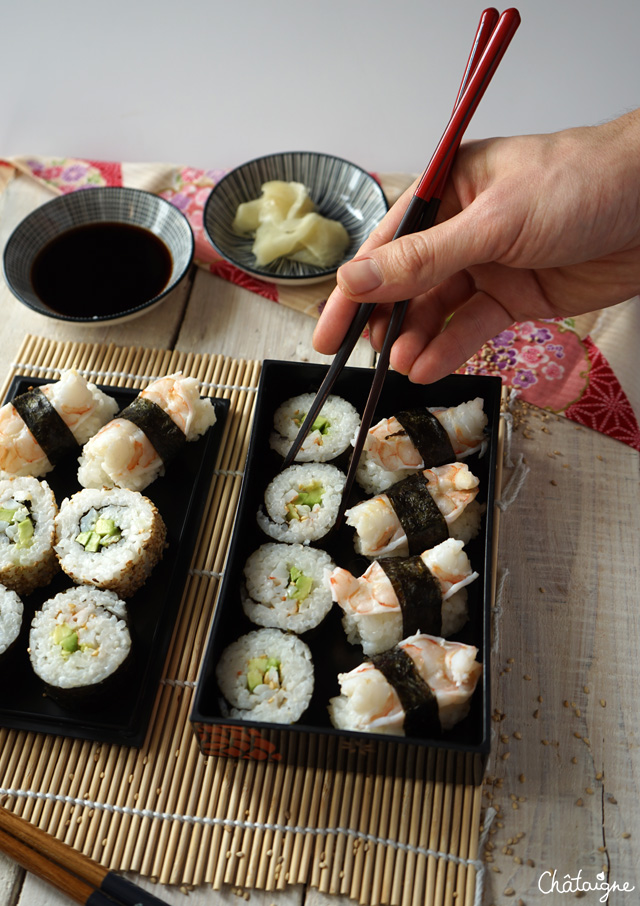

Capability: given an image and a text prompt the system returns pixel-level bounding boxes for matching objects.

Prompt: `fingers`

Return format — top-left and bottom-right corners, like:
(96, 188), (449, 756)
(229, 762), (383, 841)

(402, 290), (515, 384)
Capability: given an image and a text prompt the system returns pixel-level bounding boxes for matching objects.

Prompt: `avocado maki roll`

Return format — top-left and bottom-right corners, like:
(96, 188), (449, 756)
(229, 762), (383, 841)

(54, 487), (167, 598)
(242, 542), (335, 633)
(0, 477), (59, 595)
(0, 369), (119, 479)
(216, 627), (314, 724)
(269, 393), (361, 463)
(257, 463), (346, 544)
(29, 587), (131, 705)
(0, 584), (23, 666)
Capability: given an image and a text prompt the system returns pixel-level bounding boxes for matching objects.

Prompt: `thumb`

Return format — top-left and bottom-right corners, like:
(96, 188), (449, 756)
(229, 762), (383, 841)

(335, 202), (494, 305)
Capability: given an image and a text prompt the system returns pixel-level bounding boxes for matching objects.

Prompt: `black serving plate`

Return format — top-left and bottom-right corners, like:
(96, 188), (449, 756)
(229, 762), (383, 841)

(191, 360), (502, 765)
(0, 375), (229, 747)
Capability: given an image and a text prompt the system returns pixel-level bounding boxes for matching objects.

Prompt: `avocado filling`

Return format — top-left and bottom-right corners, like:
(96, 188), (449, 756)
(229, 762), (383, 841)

(76, 513), (122, 551)
(51, 622), (97, 658)
(246, 655), (281, 692)
(287, 566), (313, 602)
(0, 503), (35, 549)
(293, 412), (331, 436)
(285, 480), (324, 521)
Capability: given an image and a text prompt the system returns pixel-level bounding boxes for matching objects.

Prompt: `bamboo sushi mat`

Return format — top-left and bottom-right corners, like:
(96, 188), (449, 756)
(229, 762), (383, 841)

(0, 334), (491, 906)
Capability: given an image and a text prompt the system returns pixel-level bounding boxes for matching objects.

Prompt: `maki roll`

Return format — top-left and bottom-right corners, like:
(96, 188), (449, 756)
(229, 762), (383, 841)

(77, 373), (217, 491)
(269, 393), (360, 462)
(216, 627), (314, 723)
(356, 398), (488, 494)
(0, 369), (119, 479)
(257, 463), (346, 544)
(29, 587), (131, 705)
(0, 584), (23, 665)
(0, 477), (59, 595)
(345, 462), (482, 558)
(330, 538), (478, 654)
(242, 542), (335, 633)
(54, 487), (167, 598)
(329, 632), (482, 736)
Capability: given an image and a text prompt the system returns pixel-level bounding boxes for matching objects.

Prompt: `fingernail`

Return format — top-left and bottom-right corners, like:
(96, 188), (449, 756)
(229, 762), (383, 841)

(340, 257), (383, 295)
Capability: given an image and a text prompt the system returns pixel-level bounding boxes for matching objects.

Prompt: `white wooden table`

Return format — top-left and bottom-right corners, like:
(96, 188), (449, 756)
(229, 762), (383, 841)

(0, 173), (638, 906)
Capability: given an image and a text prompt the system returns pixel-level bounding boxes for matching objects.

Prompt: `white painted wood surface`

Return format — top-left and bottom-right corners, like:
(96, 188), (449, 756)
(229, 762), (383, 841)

(0, 173), (638, 906)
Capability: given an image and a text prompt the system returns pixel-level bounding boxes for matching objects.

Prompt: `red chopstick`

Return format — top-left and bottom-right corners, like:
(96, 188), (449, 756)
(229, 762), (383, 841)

(281, 8), (520, 475)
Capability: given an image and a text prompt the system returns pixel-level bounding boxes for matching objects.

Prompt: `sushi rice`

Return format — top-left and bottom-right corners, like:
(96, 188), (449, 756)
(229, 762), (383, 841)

(29, 586), (131, 697)
(54, 487), (167, 598)
(242, 542), (335, 633)
(0, 477), (59, 595)
(257, 463), (346, 544)
(0, 584), (23, 659)
(269, 393), (361, 462)
(216, 627), (314, 723)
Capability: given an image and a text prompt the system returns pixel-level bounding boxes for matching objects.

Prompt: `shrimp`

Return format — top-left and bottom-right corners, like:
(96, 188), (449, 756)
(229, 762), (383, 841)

(431, 398), (488, 458)
(140, 373), (216, 439)
(363, 416), (424, 471)
(346, 463), (480, 558)
(77, 419), (159, 491)
(330, 562), (398, 615)
(40, 370), (94, 433)
(0, 403), (47, 477)
(422, 462), (479, 523)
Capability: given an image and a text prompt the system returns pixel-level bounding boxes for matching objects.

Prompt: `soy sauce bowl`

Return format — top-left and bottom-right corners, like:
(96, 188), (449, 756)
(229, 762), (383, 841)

(2, 187), (194, 325)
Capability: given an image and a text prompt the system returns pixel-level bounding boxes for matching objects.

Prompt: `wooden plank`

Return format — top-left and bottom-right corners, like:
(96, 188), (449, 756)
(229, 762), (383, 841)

(478, 403), (640, 903)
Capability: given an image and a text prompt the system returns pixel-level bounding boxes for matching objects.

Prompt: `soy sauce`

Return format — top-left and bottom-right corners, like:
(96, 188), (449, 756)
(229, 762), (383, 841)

(31, 222), (173, 317)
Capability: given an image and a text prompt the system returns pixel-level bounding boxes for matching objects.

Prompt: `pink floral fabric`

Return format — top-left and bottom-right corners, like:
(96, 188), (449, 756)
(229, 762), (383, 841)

(5, 156), (640, 452)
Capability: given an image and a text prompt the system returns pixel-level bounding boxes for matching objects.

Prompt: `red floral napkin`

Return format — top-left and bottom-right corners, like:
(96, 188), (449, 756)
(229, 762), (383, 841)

(3, 156), (639, 452)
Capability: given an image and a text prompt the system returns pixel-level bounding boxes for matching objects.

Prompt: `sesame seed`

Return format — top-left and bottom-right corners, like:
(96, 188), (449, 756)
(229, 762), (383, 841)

(576, 799), (584, 807)
(519, 774), (526, 783)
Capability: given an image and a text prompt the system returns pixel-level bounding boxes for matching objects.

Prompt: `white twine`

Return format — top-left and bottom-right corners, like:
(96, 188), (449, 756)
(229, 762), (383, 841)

(491, 566), (509, 653)
(0, 786), (486, 876)
(474, 807), (497, 906)
(9, 362), (258, 395)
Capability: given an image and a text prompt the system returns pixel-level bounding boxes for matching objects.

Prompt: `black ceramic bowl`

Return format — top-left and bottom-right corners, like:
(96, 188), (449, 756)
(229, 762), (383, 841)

(2, 186), (194, 325)
(203, 151), (388, 286)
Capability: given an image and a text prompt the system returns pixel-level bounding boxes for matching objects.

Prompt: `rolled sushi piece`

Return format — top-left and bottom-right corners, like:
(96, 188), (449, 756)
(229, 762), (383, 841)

(216, 627), (314, 724)
(269, 393), (361, 463)
(330, 538), (478, 655)
(0, 584), (23, 665)
(329, 632), (482, 736)
(77, 372), (217, 491)
(346, 462), (481, 559)
(29, 587), (131, 705)
(0, 477), (59, 596)
(257, 463), (346, 544)
(356, 398), (488, 494)
(242, 542), (336, 633)
(54, 487), (167, 598)
(0, 369), (119, 479)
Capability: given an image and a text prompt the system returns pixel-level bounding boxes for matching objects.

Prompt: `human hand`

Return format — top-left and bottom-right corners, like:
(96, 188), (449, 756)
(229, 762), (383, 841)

(313, 110), (640, 383)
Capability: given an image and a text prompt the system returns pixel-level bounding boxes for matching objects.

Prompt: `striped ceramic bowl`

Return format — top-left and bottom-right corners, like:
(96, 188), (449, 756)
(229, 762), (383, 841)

(203, 151), (388, 286)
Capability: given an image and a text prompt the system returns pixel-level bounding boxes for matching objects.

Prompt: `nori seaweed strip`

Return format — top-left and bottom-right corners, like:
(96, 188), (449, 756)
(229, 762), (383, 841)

(370, 647), (440, 736)
(12, 388), (78, 465)
(380, 556), (442, 637)
(118, 397), (186, 464)
(395, 408), (455, 468)
(386, 472), (449, 555)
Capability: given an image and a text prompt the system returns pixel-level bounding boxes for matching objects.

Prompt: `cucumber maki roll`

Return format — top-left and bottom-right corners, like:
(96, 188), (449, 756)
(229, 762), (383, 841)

(269, 393), (361, 463)
(77, 373), (217, 492)
(242, 542), (335, 633)
(0, 477), (59, 596)
(29, 587), (131, 705)
(330, 538), (478, 655)
(216, 628), (314, 724)
(54, 487), (167, 598)
(0, 370), (119, 479)
(0, 584), (23, 664)
(257, 463), (346, 544)
(329, 632), (482, 736)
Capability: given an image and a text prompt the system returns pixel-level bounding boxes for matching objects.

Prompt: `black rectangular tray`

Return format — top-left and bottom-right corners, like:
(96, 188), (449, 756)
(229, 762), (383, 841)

(191, 360), (501, 766)
(0, 375), (229, 747)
